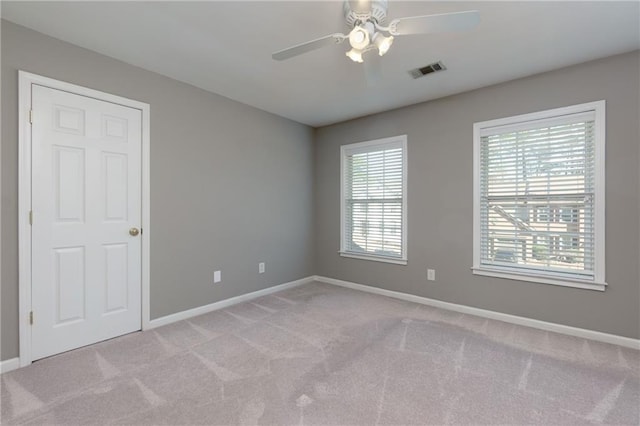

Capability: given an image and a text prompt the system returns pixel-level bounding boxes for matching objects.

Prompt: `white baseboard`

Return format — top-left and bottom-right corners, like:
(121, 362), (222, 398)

(147, 276), (315, 329)
(0, 357), (21, 374)
(313, 275), (640, 350)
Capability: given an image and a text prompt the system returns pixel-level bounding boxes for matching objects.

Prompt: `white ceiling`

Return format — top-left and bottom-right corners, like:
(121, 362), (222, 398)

(3, 1), (639, 127)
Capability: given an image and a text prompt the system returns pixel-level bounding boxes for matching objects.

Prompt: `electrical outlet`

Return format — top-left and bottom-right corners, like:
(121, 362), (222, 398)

(214, 270), (221, 283)
(427, 269), (435, 281)
(258, 262), (265, 274)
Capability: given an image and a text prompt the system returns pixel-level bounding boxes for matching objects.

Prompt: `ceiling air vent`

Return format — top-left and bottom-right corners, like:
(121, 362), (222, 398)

(409, 61), (446, 79)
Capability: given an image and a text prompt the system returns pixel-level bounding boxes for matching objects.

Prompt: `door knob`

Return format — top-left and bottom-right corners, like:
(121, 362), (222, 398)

(129, 227), (140, 236)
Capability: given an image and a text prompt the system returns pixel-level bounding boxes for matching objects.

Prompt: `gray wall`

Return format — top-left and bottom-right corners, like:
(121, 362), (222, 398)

(315, 51), (640, 339)
(1, 21), (315, 361)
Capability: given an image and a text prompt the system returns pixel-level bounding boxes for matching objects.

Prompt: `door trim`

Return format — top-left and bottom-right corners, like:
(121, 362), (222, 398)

(18, 71), (151, 367)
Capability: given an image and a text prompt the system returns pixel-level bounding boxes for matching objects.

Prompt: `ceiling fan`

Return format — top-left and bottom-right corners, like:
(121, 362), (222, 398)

(272, 0), (480, 63)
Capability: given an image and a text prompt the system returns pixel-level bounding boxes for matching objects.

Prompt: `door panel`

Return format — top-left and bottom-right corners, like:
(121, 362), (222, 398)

(53, 247), (85, 325)
(53, 146), (85, 222)
(104, 243), (129, 313)
(103, 153), (128, 221)
(31, 84), (142, 360)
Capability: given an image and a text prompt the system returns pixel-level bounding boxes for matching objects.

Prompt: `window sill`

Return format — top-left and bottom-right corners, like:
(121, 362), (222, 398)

(339, 251), (407, 265)
(471, 267), (606, 291)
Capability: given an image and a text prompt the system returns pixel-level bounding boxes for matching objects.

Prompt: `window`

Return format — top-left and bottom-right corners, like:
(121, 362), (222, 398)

(473, 101), (606, 290)
(340, 135), (407, 264)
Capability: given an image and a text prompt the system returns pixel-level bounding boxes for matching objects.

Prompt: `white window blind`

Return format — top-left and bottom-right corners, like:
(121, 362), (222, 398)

(473, 102), (605, 290)
(341, 136), (407, 264)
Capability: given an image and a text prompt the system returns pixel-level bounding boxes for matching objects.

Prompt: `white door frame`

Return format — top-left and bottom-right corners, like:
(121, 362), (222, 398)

(18, 71), (151, 367)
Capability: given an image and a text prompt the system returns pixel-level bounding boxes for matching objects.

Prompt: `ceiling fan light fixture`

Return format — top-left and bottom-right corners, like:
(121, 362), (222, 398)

(373, 33), (394, 56)
(348, 26), (370, 50)
(345, 48), (364, 63)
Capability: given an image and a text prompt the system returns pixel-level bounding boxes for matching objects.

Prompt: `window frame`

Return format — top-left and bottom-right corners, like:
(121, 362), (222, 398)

(472, 101), (606, 291)
(340, 135), (408, 265)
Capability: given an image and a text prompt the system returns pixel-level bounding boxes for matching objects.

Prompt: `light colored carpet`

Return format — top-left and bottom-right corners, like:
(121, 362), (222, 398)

(1, 281), (638, 425)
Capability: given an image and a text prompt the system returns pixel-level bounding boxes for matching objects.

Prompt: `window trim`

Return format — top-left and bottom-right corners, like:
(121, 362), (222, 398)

(340, 135), (408, 265)
(472, 101), (606, 291)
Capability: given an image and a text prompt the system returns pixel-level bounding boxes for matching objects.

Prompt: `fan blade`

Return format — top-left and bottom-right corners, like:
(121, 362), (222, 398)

(389, 10), (480, 36)
(363, 51), (383, 85)
(272, 33), (346, 61)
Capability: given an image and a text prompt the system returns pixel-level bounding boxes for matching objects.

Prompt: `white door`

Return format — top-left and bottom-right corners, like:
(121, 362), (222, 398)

(31, 84), (142, 360)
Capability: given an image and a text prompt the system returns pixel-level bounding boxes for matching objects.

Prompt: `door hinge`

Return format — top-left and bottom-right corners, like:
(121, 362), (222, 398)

(29, 109), (33, 124)
(29, 311), (34, 325)
(29, 210), (33, 225)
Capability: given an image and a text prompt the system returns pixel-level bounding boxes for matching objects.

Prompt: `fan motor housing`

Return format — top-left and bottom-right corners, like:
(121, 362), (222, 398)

(344, 0), (388, 27)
